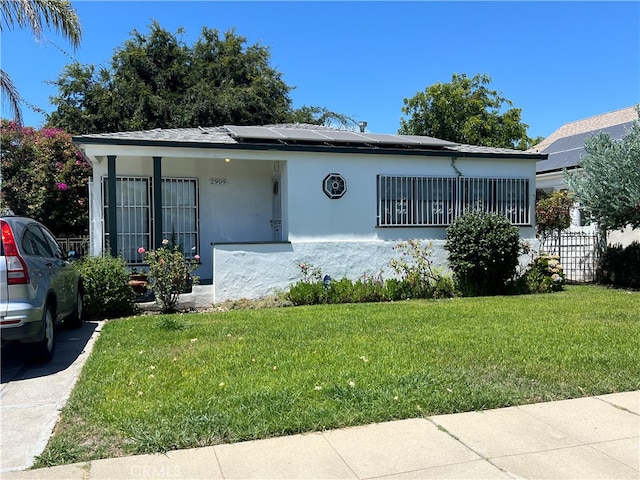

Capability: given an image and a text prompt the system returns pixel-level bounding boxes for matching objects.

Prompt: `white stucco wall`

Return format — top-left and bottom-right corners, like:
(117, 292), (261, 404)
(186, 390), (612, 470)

(211, 240), (452, 303)
(285, 152), (535, 241)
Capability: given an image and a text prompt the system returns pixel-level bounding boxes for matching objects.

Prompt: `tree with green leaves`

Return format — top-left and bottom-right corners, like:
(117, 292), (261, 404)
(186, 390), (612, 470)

(47, 22), (355, 134)
(399, 73), (539, 150)
(535, 190), (574, 238)
(564, 114), (640, 231)
(1, 0), (82, 124)
(0, 120), (91, 236)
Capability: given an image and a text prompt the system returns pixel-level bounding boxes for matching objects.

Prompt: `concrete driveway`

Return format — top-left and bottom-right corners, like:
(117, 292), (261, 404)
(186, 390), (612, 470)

(1, 320), (103, 473)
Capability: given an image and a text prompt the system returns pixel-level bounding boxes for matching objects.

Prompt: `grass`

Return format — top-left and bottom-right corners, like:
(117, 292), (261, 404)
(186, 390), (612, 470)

(35, 285), (640, 467)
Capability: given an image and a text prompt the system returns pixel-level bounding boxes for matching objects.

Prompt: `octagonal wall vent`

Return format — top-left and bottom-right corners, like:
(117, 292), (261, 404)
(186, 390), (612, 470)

(323, 173), (347, 199)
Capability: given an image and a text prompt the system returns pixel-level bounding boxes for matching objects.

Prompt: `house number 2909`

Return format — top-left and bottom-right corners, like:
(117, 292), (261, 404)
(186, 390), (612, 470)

(209, 177), (227, 185)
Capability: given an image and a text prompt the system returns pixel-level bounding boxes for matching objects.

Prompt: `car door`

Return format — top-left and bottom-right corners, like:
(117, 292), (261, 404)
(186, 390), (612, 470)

(20, 224), (72, 321)
(39, 225), (76, 319)
(20, 224), (54, 316)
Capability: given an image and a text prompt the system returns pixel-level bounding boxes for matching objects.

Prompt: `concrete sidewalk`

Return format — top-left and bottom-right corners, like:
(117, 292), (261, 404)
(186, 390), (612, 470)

(3, 390), (638, 480)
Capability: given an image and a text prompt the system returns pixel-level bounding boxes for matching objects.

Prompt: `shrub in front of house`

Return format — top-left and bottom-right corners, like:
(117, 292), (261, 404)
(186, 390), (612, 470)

(287, 281), (327, 306)
(74, 255), (136, 319)
(288, 276), (389, 306)
(140, 241), (201, 313)
(388, 240), (455, 300)
(596, 241), (640, 289)
(445, 211), (522, 296)
(287, 243), (456, 306)
(523, 254), (566, 293)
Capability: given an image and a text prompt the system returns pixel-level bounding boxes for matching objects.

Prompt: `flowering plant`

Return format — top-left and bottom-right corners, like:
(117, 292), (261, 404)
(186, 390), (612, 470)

(525, 253), (566, 293)
(0, 120), (91, 236)
(298, 261), (322, 283)
(138, 242), (200, 312)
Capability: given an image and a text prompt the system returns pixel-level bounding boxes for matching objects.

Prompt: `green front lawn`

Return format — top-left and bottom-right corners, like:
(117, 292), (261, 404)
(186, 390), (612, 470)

(36, 285), (640, 467)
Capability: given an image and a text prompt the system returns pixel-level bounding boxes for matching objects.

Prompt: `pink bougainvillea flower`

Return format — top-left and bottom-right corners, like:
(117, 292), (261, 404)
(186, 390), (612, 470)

(194, 254), (200, 261)
(138, 247), (145, 254)
(56, 182), (68, 190)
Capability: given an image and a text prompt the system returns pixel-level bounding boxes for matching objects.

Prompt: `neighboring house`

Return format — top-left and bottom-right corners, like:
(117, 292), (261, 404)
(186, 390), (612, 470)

(532, 106), (639, 243)
(73, 124), (545, 303)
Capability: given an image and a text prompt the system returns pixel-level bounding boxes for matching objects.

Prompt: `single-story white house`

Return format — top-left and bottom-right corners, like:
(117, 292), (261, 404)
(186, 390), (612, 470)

(73, 124), (546, 303)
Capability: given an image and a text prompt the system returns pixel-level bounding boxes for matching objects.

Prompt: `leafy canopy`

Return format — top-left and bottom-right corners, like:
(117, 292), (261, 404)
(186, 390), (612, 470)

(564, 112), (640, 231)
(47, 21), (355, 134)
(535, 190), (574, 237)
(0, 120), (91, 236)
(399, 73), (539, 150)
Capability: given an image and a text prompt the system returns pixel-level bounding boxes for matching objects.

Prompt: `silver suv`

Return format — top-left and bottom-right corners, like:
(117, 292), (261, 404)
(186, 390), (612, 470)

(1, 216), (84, 363)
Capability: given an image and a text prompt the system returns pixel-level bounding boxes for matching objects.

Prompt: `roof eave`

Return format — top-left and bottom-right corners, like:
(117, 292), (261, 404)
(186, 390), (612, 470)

(73, 136), (546, 159)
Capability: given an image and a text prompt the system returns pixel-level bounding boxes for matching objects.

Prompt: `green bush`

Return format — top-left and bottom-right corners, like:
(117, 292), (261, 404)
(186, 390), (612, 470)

(524, 254), (566, 293)
(345, 275), (388, 303)
(597, 241), (640, 289)
(74, 255), (136, 319)
(287, 281), (326, 306)
(286, 244), (456, 306)
(432, 275), (457, 299)
(325, 278), (358, 304)
(445, 212), (523, 296)
(140, 242), (201, 313)
(388, 240), (455, 300)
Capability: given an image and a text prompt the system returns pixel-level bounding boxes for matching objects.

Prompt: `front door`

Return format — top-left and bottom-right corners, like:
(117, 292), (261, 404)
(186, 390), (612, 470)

(271, 175), (282, 241)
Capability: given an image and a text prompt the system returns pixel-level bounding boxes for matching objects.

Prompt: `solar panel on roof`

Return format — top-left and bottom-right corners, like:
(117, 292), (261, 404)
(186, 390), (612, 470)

(361, 133), (414, 144)
(224, 124), (458, 149)
(543, 123), (633, 154)
(319, 130), (375, 143)
(396, 135), (458, 147)
(269, 128), (331, 141)
(225, 125), (286, 139)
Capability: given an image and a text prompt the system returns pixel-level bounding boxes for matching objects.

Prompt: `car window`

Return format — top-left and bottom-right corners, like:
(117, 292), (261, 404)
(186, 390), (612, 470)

(22, 225), (54, 257)
(39, 225), (65, 260)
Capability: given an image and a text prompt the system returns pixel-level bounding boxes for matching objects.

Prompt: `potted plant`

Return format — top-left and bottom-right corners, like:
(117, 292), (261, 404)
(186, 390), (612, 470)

(128, 268), (150, 295)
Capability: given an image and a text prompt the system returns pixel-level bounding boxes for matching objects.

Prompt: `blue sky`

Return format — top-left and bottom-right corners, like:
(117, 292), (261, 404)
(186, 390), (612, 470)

(2, 1), (639, 140)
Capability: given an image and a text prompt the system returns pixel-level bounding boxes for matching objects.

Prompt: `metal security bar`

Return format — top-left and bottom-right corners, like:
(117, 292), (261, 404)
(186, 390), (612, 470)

(56, 236), (89, 258)
(540, 231), (601, 283)
(161, 178), (199, 258)
(103, 177), (151, 263)
(377, 175), (530, 227)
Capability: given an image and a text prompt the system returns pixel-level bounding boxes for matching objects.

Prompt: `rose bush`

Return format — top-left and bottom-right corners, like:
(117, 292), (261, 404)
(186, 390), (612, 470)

(139, 242), (200, 313)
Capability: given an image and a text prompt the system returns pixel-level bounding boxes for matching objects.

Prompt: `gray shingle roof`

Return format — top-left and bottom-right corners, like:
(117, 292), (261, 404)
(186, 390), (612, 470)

(74, 126), (236, 144)
(74, 124), (545, 159)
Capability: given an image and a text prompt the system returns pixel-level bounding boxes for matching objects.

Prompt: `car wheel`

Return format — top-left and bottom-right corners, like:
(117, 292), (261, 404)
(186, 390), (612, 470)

(68, 290), (84, 329)
(32, 306), (55, 363)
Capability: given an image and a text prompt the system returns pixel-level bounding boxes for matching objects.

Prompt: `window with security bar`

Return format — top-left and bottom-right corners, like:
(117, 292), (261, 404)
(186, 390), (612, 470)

(103, 176), (199, 263)
(377, 175), (530, 227)
(103, 177), (151, 263)
(161, 178), (198, 259)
